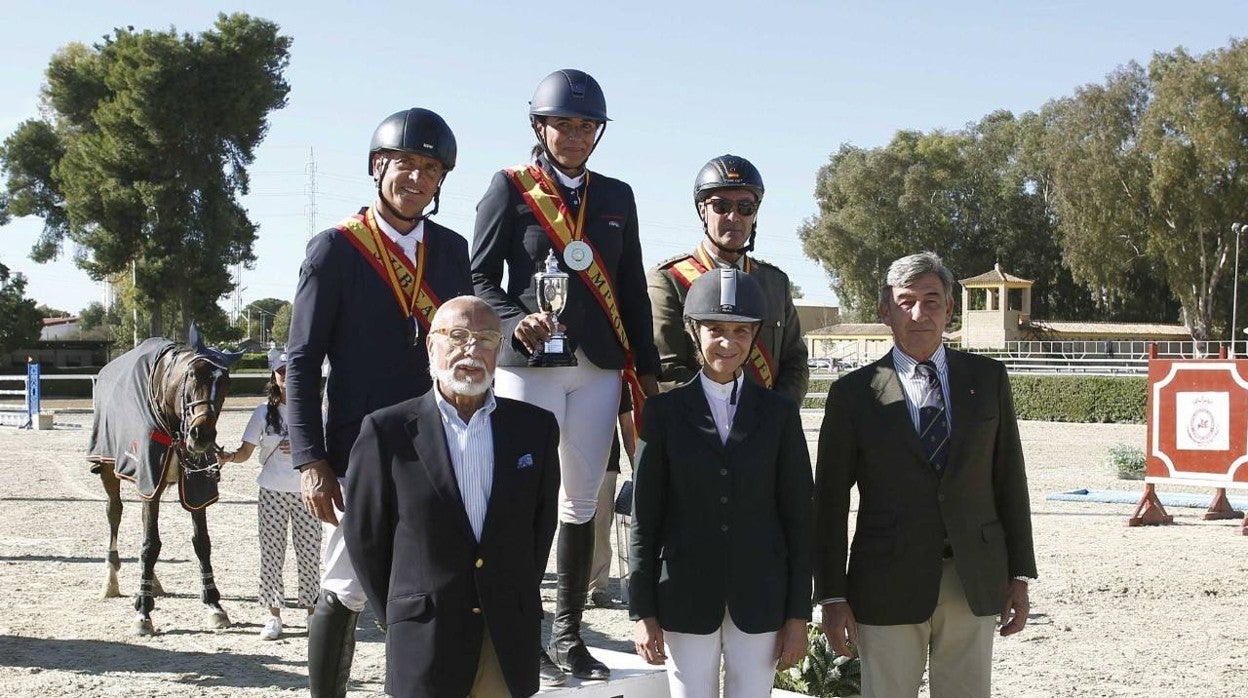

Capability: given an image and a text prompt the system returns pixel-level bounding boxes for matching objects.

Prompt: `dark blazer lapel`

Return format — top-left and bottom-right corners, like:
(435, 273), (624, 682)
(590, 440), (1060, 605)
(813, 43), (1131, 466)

(868, 356), (929, 465)
(677, 379), (724, 454)
(724, 379), (761, 453)
(943, 349), (974, 476)
(480, 398), (517, 541)
(406, 392), (475, 543)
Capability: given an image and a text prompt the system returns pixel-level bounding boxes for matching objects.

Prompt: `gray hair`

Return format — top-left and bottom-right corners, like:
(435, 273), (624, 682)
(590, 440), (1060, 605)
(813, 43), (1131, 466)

(878, 252), (954, 307)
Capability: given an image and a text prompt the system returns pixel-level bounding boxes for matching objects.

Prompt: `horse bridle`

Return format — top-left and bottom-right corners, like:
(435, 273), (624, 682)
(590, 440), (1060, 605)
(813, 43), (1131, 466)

(175, 355), (229, 474)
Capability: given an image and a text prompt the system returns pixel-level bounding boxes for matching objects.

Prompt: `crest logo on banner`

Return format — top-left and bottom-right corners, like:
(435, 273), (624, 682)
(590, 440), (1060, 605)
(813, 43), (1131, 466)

(1176, 392), (1227, 450)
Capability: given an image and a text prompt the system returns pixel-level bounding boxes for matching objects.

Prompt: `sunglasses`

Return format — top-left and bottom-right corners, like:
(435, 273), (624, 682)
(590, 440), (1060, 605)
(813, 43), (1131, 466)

(705, 198), (758, 216)
(430, 327), (503, 349)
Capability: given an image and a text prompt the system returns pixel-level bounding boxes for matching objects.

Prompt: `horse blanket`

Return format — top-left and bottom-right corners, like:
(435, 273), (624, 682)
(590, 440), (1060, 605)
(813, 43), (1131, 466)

(87, 337), (219, 511)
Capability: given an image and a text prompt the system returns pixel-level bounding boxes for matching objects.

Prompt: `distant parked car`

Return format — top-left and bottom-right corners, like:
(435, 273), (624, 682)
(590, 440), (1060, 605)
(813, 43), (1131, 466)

(807, 357), (832, 370)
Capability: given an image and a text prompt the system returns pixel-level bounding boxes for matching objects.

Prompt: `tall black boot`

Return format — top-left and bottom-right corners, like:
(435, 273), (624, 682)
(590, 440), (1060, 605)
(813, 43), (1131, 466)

(548, 520), (610, 680)
(307, 591), (360, 698)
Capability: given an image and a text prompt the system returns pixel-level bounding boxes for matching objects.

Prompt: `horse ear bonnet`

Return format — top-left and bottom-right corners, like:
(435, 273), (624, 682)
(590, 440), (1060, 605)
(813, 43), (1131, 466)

(204, 347), (246, 369)
(187, 322), (245, 369)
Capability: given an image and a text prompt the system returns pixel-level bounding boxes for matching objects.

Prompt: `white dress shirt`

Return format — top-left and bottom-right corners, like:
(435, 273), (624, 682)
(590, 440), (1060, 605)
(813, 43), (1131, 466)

(699, 370), (744, 444)
(433, 385), (497, 541)
(549, 167), (585, 190)
(891, 345), (953, 430)
(373, 204), (424, 267)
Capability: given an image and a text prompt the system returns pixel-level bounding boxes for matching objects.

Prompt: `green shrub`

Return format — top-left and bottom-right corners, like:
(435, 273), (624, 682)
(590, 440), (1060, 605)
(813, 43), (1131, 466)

(1009, 375), (1146, 423)
(1105, 443), (1146, 480)
(803, 379), (833, 410)
(233, 352), (271, 371)
(773, 623), (861, 697)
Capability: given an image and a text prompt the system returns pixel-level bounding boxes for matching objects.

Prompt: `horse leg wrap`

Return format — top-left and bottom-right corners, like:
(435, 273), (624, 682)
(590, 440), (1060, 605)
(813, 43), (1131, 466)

(307, 591), (359, 698)
(134, 589), (155, 615)
(200, 572), (220, 605)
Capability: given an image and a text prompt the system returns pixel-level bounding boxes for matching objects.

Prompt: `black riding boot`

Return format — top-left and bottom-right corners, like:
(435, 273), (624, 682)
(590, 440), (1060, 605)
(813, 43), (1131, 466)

(307, 591), (360, 698)
(548, 520), (610, 680)
(539, 646), (568, 687)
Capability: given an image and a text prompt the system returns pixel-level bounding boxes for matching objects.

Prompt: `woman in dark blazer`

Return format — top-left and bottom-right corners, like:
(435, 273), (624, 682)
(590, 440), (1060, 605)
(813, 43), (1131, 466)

(629, 268), (813, 698)
(471, 68), (660, 684)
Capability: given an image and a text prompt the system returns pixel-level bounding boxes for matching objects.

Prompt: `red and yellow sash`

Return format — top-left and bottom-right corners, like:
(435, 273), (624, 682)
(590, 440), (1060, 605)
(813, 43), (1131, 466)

(668, 247), (776, 389)
(505, 164), (646, 423)
(335, 207), (441, 331)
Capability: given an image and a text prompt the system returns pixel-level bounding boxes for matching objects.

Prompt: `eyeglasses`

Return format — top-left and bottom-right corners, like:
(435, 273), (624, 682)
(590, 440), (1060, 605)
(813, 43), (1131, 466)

(705, 198), (758, 216)
(430, 327), (503, 349)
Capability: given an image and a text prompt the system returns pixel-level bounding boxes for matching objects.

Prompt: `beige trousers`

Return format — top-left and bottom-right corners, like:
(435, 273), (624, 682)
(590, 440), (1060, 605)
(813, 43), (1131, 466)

(468, 626), (511, 697)
(856, 559), (996, 698)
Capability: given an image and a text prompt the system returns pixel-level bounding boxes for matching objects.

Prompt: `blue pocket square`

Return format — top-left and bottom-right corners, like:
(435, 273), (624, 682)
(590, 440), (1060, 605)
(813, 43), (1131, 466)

(517, 453), (534, 469)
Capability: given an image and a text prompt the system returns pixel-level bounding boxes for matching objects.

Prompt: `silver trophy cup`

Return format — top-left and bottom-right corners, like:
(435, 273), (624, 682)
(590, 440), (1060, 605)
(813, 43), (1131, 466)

(530, 250), (577, 367)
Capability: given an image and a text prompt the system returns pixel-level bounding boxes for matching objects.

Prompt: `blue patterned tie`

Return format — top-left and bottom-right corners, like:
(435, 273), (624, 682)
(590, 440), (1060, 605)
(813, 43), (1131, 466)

(915, 361), (949, 474)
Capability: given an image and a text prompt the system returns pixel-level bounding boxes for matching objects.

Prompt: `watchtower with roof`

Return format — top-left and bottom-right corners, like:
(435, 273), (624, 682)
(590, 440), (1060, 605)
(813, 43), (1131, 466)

(959, 263), (1033, 349)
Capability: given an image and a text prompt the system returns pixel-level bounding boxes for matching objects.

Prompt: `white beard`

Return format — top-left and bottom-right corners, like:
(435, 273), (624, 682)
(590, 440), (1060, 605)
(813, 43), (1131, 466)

(433, 358), (493, 397)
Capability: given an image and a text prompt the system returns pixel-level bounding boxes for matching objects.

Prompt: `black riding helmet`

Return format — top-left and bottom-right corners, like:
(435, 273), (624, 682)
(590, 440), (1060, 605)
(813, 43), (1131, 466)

(530, 69), (611, 121)
(529, 69), (609, 168)
(693, 154), (765, 255)
(368, 108), (458, 222)
(685, 268), (766, 401)
(684, 267), (767, 325)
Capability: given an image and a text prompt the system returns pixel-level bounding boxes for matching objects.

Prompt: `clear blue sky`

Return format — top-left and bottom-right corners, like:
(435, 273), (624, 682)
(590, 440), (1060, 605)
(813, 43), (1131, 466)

(1, 1), (1242, 317)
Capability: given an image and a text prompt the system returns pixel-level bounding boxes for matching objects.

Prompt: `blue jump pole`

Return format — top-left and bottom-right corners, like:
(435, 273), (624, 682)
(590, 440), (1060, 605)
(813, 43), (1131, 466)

(23, 359), (40, 430)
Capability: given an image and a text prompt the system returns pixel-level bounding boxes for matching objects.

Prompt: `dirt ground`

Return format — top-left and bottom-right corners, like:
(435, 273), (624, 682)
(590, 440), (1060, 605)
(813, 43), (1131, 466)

(0, 402), (1244, 697)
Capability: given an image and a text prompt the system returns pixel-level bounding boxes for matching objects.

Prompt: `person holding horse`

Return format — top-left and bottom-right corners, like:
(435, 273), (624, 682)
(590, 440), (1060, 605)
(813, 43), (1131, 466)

(285, 107), (472, 697)
(470, 68), (660, 685)
(218, 351), (322, 640)
(343, 296), (560, 698)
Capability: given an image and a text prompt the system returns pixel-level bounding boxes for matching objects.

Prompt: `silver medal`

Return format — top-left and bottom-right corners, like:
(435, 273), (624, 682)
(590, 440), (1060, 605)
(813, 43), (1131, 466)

(564, 240), (593, 271)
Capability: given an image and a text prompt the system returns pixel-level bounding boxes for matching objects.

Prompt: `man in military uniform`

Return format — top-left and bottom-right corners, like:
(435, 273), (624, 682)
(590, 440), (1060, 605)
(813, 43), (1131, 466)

(647, 154), (809, 404)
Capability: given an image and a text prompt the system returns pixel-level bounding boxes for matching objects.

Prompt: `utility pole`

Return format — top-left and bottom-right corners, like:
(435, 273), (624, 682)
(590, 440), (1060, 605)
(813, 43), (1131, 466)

(231, 261), (244, 324)
(305, 147), (318, 242)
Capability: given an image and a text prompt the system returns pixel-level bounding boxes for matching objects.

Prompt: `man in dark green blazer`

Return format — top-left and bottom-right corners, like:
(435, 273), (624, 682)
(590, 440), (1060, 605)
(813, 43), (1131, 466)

(814, 252), (1037, 698)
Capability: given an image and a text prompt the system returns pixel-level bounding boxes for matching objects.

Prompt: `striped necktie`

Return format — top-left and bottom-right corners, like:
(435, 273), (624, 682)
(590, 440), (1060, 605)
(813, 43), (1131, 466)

(915, 361), (949, 474)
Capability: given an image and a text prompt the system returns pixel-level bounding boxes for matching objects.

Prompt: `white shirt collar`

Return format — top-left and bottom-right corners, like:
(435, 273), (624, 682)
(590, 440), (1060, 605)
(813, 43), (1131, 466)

(432, 383), (497, 426)
(550, 167), (585, 190)
(698, 370), (743, 403)
(539, 157), (585, 189)
(372, 204), (424, 244)
(891, 345), (949, 378)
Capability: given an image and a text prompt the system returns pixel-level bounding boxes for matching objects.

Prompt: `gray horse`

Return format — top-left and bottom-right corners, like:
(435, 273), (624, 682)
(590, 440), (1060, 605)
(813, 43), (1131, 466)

(87, 324), (242, 636)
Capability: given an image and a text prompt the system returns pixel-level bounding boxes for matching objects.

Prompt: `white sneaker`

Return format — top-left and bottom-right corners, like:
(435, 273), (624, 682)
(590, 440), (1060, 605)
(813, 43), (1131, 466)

(259, 616), (282, 640)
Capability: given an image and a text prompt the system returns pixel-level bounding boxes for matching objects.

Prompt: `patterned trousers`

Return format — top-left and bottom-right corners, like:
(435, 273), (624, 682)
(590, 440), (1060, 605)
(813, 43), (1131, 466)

(257, 487), (322, 609)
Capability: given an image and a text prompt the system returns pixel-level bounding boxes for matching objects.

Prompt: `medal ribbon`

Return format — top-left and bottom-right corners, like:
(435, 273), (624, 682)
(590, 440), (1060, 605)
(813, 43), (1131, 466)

(505, 164), (647, 425)
(335, 207), (441, 331)
(668, 249), (776, 389)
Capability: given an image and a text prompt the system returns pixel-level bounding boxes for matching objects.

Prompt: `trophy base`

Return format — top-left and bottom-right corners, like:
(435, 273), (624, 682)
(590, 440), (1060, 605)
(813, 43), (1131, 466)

(528, 351), (578, 368)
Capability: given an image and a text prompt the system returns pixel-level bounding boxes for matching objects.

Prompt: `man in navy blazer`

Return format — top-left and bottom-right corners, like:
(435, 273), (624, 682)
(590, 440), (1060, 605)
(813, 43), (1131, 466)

(344, 296), (560, 697)
(286, 108), (473, 697)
